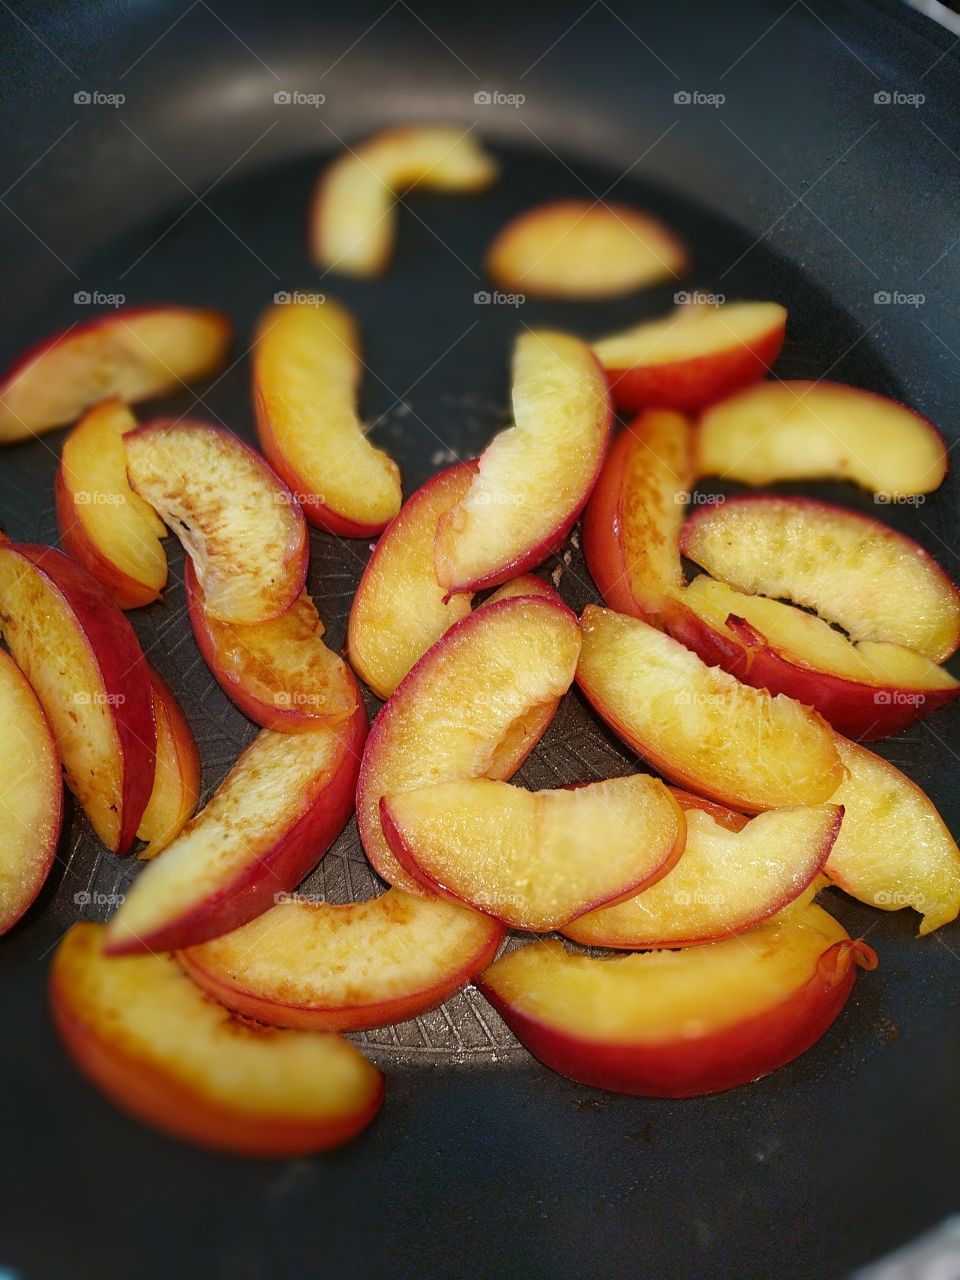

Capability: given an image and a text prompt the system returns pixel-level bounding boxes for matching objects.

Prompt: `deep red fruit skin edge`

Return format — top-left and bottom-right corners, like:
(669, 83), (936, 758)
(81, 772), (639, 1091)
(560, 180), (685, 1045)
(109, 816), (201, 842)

(49, 967), (384, 1157)
(253, 381), (392, 538)
(475, 938), (876, 1099)
(0, 307), (230, 419)
(3, 543), (156, 854)
(184, 557), (363, 733)
(104, 700), (368, 954)
(355, 594), (579, 880)
(177, 913), (505, 1034)
(604, 320), (785, 415)
(666, 606), (960, 742)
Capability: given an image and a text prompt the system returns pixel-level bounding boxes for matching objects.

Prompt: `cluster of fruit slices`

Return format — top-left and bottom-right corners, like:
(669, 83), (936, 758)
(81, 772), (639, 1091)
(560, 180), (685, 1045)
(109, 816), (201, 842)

(1, 125), (958, 1157)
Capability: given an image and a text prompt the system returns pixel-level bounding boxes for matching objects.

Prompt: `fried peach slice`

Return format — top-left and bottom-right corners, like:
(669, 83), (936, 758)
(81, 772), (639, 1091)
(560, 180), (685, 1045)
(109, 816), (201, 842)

(576, 605), (843, 811)
(310, 125), (497, 276)
(381, 774), (685, 930)
(125, 419), (308, 624)
(477, 903), (876, 1097)
(137, 672), (201, 860)
(179, 889), (503, 1031)
(51, 922), (382, 1155)
(487, 200), (688, 298)
(55, 399), (168, 609)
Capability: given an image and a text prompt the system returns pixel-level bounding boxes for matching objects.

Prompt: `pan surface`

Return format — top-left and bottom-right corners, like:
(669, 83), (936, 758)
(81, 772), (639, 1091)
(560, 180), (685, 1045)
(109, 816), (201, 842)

(1, 2), (960, 1277)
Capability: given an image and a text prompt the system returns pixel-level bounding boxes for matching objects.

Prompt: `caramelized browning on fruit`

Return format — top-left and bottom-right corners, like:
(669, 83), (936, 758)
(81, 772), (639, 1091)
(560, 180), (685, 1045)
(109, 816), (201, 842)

(125, 419), (307, 624)
(577, 605), (843, 811)
(179, 889), (503, 1031)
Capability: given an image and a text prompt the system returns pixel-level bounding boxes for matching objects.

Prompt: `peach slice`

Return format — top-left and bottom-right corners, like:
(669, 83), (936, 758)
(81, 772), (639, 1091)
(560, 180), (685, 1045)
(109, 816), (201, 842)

(0, 542), (155, 853)
(253, 297), (401, 536)
(55, 399), (167, 609)
(682, 495), (960, 662)
(179, 890), (503, 1032)
(51, 923), (382, 1156)
(0, 307), (230, 443)
(0, 649), (62, 934)
(697, 381), (947, 495)
(583, 409), (694, 624)
(348, 463), (475, 696)
(576, 605), (843, 811)
(564, 799), (840, 949)
(347, 458), (560, 698)
(594, 301), (787, 412)
(477, 903), (876, 1097)
(380, 774), (685, 931)
(185, 561), (359, 731)
(137, 673), (201, 860)
(310, 125), (497, 276)
(669, 576), (960, 741)
(104, 704), (366, 954)
(357, 594), (581, 893)
(124, 419), (308, 624)
(433, 331), (611, 595)
(486, 200), (688, 298)
(824, 737), (960, 935)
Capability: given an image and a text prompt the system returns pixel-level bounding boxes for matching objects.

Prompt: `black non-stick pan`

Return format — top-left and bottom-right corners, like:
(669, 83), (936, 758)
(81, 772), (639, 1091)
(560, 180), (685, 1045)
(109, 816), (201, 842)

(2, 2), (960, 1277)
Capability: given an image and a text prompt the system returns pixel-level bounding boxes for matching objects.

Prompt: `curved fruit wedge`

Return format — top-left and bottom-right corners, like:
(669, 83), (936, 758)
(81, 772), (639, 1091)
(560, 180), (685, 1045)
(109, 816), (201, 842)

(682, 495), (960, 662)
(697, 381), (946, 495)
(670, 576), (960, 741)
(310, 125), (497, 276)
(55, 399), (167, 609)
(347, 450), (560, 699)
(380, 774), (685, 931)
(253, 298), (401, 536)
(576, 605), (843, 811)
(583, 409), (693, 623)
(179, 889), (503, 1031)
(0, 649), (62, 934)
(434, 331), (611, 595)
(105, 705), (366, 954)
(348, 463), (475, 696)
(137, 672), (201, 860)
(824, 737), (960, 935)
(486, 200), (688, 298)
(358, 595), (581, 892)
(125, 419), (307, 624)
(478, 904), (876, 1097)
(186, 561), (359, 731)
(594, 301), (786, 412)
(51, 923), (382, 1156)
(0, 307), (230, 443)
(564, 799), (840, 948)
(0, 542), (155, 853)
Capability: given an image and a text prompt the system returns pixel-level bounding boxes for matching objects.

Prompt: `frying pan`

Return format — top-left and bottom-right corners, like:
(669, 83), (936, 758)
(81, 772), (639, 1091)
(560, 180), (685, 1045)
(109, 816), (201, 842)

(2, 1), (960, 1276)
